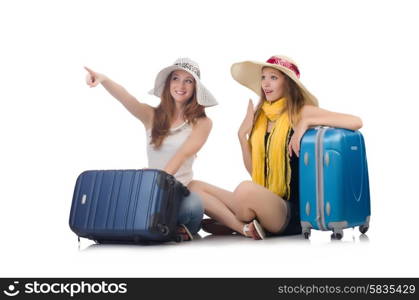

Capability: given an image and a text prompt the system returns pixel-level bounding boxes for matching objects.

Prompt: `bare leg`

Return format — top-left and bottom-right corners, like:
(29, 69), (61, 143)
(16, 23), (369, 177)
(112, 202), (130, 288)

(232, 181), (289, 234)
(188, 180), (236, 211)
(188, 180), (246, 234)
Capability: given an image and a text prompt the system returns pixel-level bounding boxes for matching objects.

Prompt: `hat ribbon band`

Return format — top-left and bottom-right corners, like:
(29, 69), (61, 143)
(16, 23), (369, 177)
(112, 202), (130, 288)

(266, 57), (300, 78)
(174, 62), (201, 78)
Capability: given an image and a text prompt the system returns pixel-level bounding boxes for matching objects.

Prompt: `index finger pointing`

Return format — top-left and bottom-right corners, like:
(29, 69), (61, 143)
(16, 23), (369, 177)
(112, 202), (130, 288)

(84, 66), (94, 74)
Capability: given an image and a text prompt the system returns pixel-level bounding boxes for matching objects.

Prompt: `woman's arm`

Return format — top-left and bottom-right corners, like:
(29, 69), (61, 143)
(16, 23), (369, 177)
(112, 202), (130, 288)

(85, 67), (154, 128)
(238, 100), (254, 175)
(300, 105), (363, 131)
(288, 105), (363, 157)
(163, 118), (212, 176)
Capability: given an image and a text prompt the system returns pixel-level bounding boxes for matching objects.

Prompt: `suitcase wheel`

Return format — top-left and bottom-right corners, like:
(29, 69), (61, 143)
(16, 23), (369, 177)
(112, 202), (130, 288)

(157, 224), (170, 236)
(182, 187), (190, 197)
(359, 225), (369, 234)
(331, 232), (343, 240)
(303, 232), (311, 239)
(175, 235), (183, 243)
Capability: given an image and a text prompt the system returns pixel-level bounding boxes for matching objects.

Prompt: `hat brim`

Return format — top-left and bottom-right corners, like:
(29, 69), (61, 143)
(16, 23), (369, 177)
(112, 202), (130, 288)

(231, 60), (318, 106)
(149, 65), (218, 107)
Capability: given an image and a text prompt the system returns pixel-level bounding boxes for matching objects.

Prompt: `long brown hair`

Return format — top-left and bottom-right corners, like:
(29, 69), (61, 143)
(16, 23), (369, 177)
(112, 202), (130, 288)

(151, 72), (206, 149)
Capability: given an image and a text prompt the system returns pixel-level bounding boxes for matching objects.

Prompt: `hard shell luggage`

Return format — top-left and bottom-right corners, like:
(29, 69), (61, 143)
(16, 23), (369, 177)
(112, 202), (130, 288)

(299, 127), (371, 239)
(69, 169), (189, 243)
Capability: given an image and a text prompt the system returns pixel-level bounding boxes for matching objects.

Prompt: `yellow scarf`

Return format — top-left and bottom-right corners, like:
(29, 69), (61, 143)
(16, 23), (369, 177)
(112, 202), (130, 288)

(250, 98), (291, 198)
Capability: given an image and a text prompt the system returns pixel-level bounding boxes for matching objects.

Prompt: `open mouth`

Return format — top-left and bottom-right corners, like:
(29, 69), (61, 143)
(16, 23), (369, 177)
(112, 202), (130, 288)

(175, 91), (187, 96)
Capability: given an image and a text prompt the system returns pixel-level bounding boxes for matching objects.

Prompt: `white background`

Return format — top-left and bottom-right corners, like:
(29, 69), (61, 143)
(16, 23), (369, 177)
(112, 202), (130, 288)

(1, 0), (418, 277)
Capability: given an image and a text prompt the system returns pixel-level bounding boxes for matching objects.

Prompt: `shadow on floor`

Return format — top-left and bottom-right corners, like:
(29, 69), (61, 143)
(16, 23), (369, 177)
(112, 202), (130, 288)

(78, 231), (369, 252)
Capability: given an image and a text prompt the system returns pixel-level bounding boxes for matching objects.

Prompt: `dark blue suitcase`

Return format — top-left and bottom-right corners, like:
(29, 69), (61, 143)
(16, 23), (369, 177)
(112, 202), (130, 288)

(69, 169), (189, 243)
(299, 127), (371, 239)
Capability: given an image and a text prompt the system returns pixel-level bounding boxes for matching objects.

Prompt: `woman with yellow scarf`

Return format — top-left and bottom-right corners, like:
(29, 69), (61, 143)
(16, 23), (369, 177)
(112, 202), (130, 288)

(189, 55), (363, 239)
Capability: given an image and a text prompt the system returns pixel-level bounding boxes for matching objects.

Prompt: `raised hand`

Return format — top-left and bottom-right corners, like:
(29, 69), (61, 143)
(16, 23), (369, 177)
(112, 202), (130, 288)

(238, 99), (255, 139)
(84, 66), (106, 88)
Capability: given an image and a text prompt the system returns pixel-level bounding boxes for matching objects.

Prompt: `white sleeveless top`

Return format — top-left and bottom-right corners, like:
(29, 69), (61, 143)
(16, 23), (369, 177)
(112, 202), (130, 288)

(146, 122), (195, 186)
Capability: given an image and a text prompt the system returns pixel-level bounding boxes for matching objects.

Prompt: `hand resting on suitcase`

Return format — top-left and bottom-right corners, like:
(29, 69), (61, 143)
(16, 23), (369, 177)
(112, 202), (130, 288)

(288, 105), (363, 158)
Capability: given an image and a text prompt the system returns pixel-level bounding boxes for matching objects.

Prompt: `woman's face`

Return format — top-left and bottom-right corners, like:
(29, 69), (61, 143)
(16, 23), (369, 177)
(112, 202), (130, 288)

(170, 70), (195, 105)
(261, 67), (286, 102)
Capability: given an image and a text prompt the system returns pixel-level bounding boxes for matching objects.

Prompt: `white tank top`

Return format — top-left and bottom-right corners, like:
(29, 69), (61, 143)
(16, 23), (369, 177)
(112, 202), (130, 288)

(146, 122), (195, 186)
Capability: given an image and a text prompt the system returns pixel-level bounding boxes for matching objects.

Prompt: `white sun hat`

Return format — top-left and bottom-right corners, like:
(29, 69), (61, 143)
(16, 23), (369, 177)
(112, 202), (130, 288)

(149, 57), (218, 107)
(231, 55), (318, 106)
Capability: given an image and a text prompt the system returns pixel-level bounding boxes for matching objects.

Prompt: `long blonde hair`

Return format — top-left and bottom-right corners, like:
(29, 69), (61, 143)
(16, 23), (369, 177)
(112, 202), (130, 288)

(252, 69), (316, 130)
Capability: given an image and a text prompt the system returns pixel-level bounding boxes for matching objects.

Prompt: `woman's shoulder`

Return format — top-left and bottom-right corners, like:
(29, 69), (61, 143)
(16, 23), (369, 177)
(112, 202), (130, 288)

(195, 116), (212, 126)
(192, 116), (212, 131)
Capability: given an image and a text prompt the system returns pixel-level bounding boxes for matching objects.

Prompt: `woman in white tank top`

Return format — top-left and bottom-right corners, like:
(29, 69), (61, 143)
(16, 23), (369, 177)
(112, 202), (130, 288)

(84, 58), (217, 241)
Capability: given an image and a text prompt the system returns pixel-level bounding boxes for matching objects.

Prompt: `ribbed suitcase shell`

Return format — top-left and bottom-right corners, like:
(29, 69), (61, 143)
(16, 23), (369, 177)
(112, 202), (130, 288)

(69, 169), (188, 243)
(299, 127), (371, 239)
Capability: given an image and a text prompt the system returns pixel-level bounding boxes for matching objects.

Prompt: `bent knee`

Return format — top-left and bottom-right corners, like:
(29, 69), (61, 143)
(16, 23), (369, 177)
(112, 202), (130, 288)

(187, 180), (204, 193)
(231, 181), (255, 220)
(233, 180), (256, 202)
(187, 180), (201, 190)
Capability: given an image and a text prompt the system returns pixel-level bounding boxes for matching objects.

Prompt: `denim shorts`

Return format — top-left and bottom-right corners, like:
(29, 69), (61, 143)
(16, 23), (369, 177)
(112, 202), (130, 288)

(177, 191), (204, 235)
(267, 200), (302, 236)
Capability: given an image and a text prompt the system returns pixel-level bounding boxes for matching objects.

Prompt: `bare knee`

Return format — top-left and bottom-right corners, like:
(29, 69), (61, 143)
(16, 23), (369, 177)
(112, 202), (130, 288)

(187, 180), (205, 193)
(233, 181), (254, 198)
(232, 181), (256, 221)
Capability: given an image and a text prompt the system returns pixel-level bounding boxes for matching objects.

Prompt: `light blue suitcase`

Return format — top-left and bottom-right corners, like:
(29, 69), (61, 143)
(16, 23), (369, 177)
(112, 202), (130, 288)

(299, 127), (371, 239)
